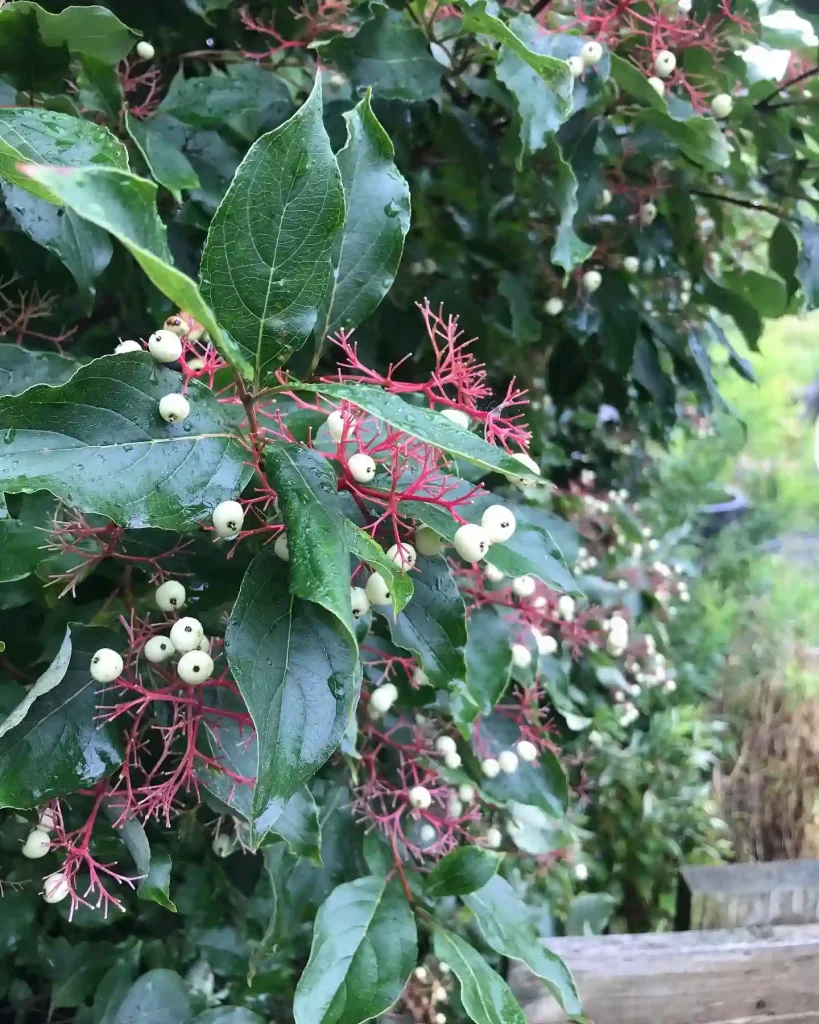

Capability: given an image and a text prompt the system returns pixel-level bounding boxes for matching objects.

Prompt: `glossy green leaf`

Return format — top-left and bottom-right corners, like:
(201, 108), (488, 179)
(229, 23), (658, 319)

(0, 516), (45, 583)
(377, 554), (466, 689)
(293, 875), (417, 1024)
(769, 221), (799, 297)
(78, 53), (123, 122)
(113, 969), (193, 1024)
(640, 109), (732, 170)
(125, 111), (199, 202)
(703, 273), (762, 349)
(432, 927), (526, 1024)
(266, 441), (356, 643)
(498, 272), (540, 344)
(473, 710), (568, 815)
(159, 64), (294, 143)
(0, 2), (139, 94)
(103, 806), (177, 912)
(610, 53), (667, 111)
(723, 269), (787, 319)
(566, 891), (617, 936)
(193, 1011), (266, 1024)
(400, 492), (576, 592)
(425, 846), (503, 898)
(0, 624), (124, 808)
(0, 344), (76, 396)
(546, 137), (594, 274)
(345, 522), (413, 614)
(315, 91), (410, 343)
(19, 164), (248, 374)
(200, 77), (345, 380)
(321, 5), (441, 102)
(0, 353), (251, 531)
(450, 606), (513, 731)
(0, 107), (128, 204)
(296, 383), (541, 481)
(463, 875), (581, 1016)
(0, 626), (72, 738)
(2, 183), (113, 307)
(224, 549), (360, 819)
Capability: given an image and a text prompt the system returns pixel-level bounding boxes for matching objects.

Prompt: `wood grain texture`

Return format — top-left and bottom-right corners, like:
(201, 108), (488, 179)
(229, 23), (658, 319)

(510, 925), (819, 1024)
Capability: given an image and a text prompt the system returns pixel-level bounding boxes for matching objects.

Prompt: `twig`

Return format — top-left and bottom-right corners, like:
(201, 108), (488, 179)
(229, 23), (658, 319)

(529, 0), (552, 17)
(756, 64), (819, 110)
(689, 188), (789, 220)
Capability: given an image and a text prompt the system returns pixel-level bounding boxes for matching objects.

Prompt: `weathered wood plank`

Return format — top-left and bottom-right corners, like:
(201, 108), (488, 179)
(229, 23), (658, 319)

(510, 924), (819, 1024)
(677, 861), (819, 930)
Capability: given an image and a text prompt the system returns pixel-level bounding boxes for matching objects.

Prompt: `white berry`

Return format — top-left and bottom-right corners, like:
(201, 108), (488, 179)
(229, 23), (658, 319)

(370, 682), (398, 714)
(212, 500), (244, 538)
(387, 542), (417, 569)
(711, 92), (733, 118)
(408, 786), (432, 810)
(544, 297), (564, 316)
(458, 783), (475, 802)
(415, 526), (444, 556)
(212, 833), (232, 858)
(156, 580), (186, 612)
(136, 40), (155, 60)
(22, 829), (51, 859)
(574, 862), (589, 881)
(351, 586), (370, 620)
(274, 532), (289, 561)
(481, 757), (500, 779)
(453, 523), (491, 563)
(567, 55), (584, 78)
(599, 188), (613, 207)
(448, 798), (463, 818)
(558, 594), (576, 621)
(516, 740), (538, 762)
(654, 50), (676, 78)
(198, 635), (212, 654)
(583, 269), (602, 293)
(623, 256), (640, 274)
(444, 751), (462, 770)
(365, 571), (391, 606)
(43, 871), (70, 904)
(640, 202), (658, 225)
(436, 736), (457, 756)
(498, 750), (519, 773)
(535, 632), (558, 656)
(159, 393), (190, 424)
(581, 40), (603, 66)
(484, 563), (506, 583)
(147, 329), (183, 363)
(326, 408), (348, 442)
(177, 650), (214, 685)
(419, 823), (437, 843)
(170, 616), (204, 653)
(511, 644), (532, 669)
(143, 635), (173, 663)
(512, 575), (536, 599)
(678, 0), (692, 11)
(90, 648), (123, 683)
(115, 339), (142, 354)
(480, 505), (516, 543)
(647, 76), (665, 97)
(414, 967), (428, 982)
(486, 827), (503, 849)
(348, 452), (376, 483)
(439, 407), (471, 429)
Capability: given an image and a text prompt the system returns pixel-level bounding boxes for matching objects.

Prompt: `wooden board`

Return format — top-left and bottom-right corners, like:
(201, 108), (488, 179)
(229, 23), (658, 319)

(510, 924), (819, 1024)
(677, 860), (819, 930)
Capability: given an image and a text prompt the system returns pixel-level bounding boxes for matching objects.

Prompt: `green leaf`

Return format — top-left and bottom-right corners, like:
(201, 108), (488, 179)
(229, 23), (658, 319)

(200, 77), (345, 380)
(432, 927), (526, 1024)
(293, 875), (417, 1024)
(0, 626), (72, 738)
(224, 548), (360, 819)
(722, 269), (787, 318)
(473, 710), (568, 815)
(0, 624), (124, 808)
(19, 164), (248, 375)
(266, 441), (356, 642)
(193, 1011), (266, 1024)
(0, 353), (251, 531)
(0, 343), (76, 396)
(105, 810), (177, 912)
(315, 91), (410, 343)
(0, 107), (128, 203)
(703, 273), (762, 349)
(159, 64), (294, 143)
(640, 109), (732, 170)
(320, 5), (441, 103)
(489, 12), (575, 160)
(566, 891), (616, 936)
(78, 54), (123, 122)
(0, 516), (45, 583)
(610, 53), (667, 111)
(546, 137), (594, 274)
(498, 272), (540, 344)
(463, 875), (582, 1016)
(295, 383), (541, 481)
(450, 606), (513, 731)
(425, 846), (503, 898)
(0, 2), (139, 94)
(376, 554), (466, 689)
(400, 493), (576, 592)
(769, 221), (799, 297)
(125, 111), (200, 203)
(113, 969), (193, 1024)
(2, 183), (113, 308)
(344, 521), (413, 614)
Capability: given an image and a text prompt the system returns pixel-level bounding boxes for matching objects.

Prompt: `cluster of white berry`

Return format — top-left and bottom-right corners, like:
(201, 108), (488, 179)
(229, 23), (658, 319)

(115, 327), (198, 424)
(20, 807), (70, 904)
(566, 39), (604, 79)
(480, 739), (538, 781)
(603, 614), (630, 657)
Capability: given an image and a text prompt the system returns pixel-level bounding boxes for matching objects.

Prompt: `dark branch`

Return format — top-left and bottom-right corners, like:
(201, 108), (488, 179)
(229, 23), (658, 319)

(690, 188), (789, 219)
(529, 0), (552, 18)
(756, 64), (819, 110)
